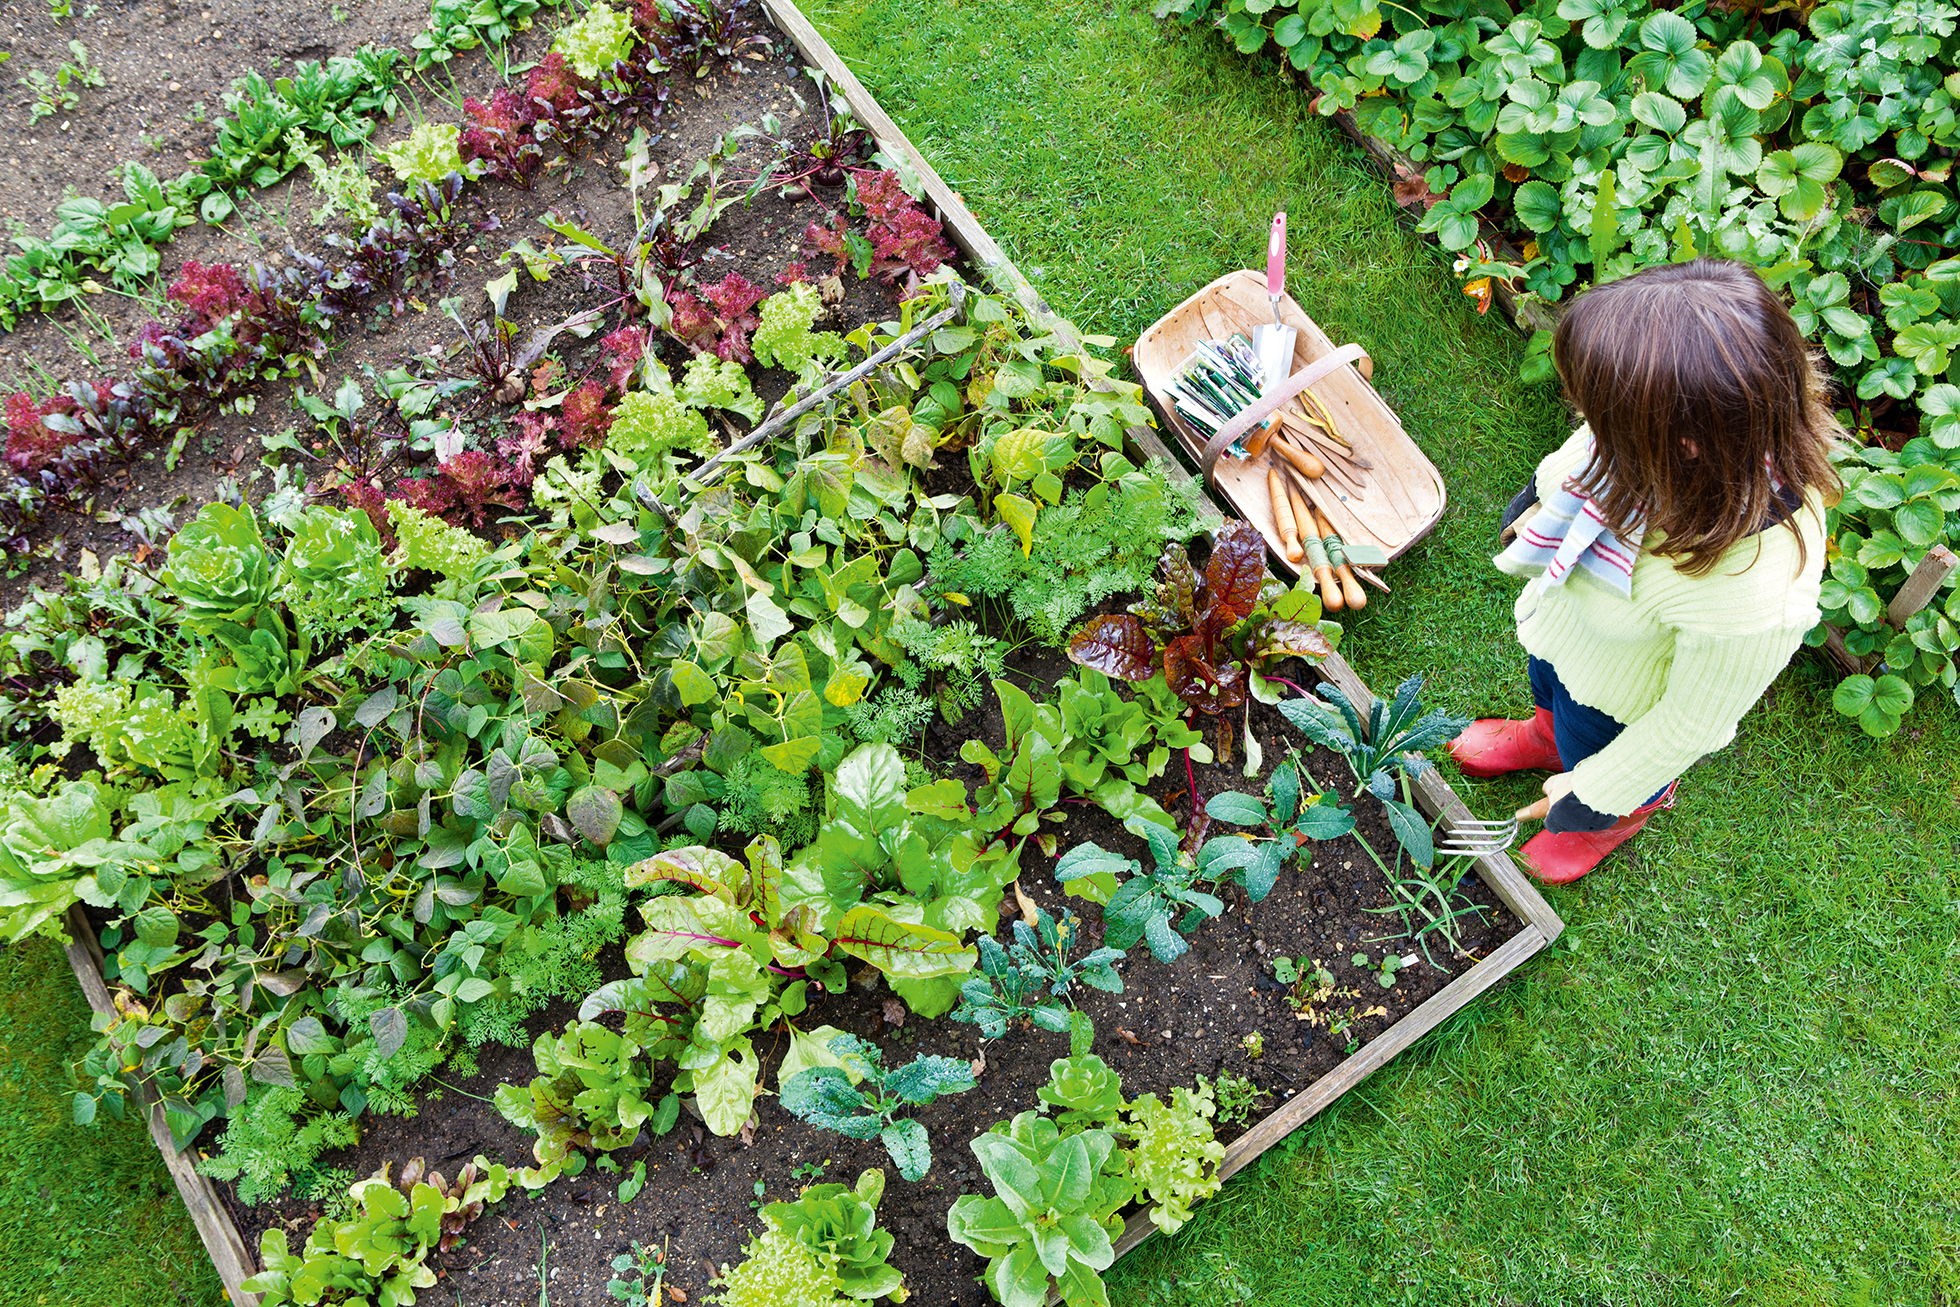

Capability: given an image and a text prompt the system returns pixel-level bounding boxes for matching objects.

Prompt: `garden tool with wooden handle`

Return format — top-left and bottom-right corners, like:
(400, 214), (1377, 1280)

(1310, 505), (1367, 610)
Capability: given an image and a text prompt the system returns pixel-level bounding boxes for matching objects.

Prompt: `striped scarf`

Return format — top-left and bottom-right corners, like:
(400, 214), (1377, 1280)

(1496, 434), (1643, 597)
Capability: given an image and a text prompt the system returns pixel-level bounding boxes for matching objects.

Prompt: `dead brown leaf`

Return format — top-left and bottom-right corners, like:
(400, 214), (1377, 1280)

(881, 997), (906, 1029)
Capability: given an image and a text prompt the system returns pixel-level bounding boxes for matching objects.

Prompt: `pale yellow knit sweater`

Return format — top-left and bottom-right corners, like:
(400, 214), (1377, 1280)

(1496, 427), (1827, 815)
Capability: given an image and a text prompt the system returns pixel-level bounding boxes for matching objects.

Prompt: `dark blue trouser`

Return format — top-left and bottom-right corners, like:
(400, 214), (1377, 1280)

(1527, 656), (1672, 817)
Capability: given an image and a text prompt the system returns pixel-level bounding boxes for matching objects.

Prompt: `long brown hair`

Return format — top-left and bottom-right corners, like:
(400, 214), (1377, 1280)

(1552, 258), (1842, 576)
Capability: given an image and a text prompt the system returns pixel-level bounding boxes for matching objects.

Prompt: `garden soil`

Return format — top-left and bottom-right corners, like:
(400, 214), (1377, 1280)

(0, 13), (880, 609)
(8, 17), (1525, 1306)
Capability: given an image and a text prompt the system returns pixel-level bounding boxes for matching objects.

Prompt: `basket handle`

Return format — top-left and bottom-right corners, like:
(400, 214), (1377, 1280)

(1200, 343), (1373, 484)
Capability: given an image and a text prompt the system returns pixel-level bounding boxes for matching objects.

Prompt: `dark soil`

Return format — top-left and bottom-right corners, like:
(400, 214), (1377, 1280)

(0, 10), (887, 611)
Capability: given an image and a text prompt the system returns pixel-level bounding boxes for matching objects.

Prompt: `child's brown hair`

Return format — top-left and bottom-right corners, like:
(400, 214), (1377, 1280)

(1552, 258), (1842, 576)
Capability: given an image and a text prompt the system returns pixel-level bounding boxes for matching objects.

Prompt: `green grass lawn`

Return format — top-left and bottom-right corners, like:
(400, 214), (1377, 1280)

(797, 2), (1960, 1304)
(3, 3), (1955, 1303)
(0, 938), (221, 1306)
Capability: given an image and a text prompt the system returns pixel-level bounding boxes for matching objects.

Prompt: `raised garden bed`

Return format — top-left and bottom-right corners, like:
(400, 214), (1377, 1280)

(27, 3), (1565, 1305)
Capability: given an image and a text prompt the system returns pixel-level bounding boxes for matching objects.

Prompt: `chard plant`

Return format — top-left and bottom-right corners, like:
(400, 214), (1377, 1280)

(779, 1033), (978, 1182)
(1068, 521), (1336, 763)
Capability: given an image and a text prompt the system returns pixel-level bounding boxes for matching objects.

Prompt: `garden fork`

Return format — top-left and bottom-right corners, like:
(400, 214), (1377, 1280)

(1437, 814), (1519, 857)
(1438, 794), (1553, 857)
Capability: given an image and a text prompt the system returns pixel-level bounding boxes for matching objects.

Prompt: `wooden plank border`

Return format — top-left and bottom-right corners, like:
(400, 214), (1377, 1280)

(763, 2), (1564, 1288)
(60, 907), (263, 1306)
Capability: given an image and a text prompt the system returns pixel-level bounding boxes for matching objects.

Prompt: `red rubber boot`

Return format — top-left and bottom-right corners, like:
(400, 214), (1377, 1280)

(1446, 707), (1562, 777)
(1517, 783), (1679, 885)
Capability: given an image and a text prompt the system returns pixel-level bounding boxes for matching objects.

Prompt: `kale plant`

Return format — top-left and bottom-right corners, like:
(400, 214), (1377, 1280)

(779, 1033), (977, 1182)
(951, 908), (1123, 1041)
(1054, 824), (1224, 965)
(1278, 675), (1469, 870)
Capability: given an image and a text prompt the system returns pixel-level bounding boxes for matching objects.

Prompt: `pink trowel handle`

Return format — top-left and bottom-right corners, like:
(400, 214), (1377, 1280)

(1265, 212), (1288, 304)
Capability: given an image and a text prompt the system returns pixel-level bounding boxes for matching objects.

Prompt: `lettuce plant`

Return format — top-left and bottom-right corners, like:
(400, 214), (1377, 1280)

(945, 1110), (1133, 1307)
(281, 505), (387, 604)
(551, 0), (636, 79)
(160, 501), (277, 627)
(493, 1020), (678, 1187)
(0, 781), (126, 942)
(720, 1168), (906, 1304)
(242, 1154), (511, 1305)
(1124, 1081), (1224, 1234)
(779, 1033), (977, 1182)
(751, 282), (848, 379)
(381, 121), (464, 185)
(1035, 1053), (1127, 1132)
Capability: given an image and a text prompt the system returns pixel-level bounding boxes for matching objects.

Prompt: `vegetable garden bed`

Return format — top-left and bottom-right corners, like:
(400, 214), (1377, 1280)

(15, 2), (1564, 1305)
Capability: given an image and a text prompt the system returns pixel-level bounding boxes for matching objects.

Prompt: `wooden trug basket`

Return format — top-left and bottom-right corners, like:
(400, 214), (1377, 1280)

(1133, 269), (1447, 574)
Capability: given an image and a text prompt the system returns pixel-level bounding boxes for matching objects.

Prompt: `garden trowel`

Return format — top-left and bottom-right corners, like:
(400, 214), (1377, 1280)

(1253, 212), (1296, 394)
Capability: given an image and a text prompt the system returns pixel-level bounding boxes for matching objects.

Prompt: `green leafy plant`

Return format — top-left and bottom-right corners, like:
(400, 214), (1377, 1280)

(1054, 824), (1224, 964)
(241, 1155), (511, 1305)
(1199, 1070), (1266, 1126)
(779, 1033), (977, 1182)
(1352, 950), (1412, 990)
(1279, 676), (1467, 869)
(726, 1167), (907, 1303)
(382, 121), (465, 184)
(752, 282), (849, 380)
(1808, 429), (1960, 734)
(608, 1239), (670, 1306)
(20, 40), (104, 124)
(1197, 758), (1356, 902)
(492, 1020), (679, 1187)
(161, 502), (277, 627)
(1269, 954), (1336, 1014)
(944, 1110), (1132, 1307)
(951, 907), (1124, 1041)
(1124, 1080), (1225, 1233)
(1035, 1052), (1127, 1132)
(551, 0), (636, 79)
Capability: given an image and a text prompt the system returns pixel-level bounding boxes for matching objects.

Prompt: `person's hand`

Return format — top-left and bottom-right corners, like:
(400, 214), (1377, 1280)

(1515, 771), (1576, 823)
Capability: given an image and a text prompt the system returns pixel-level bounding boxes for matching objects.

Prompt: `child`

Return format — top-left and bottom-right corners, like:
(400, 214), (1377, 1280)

(1447, 259), (1840, 883)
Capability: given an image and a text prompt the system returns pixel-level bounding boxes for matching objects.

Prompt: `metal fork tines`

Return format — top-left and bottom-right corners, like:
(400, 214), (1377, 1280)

(1438, 816), (1520, 857)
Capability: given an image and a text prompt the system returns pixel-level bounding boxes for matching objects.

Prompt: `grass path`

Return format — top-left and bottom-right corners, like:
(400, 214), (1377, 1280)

(798, 3), (1960, 1304)
(0, 938), (221, 1305)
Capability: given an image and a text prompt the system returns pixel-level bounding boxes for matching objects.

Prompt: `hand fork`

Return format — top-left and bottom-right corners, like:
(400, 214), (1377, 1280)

(1437, 814), (1521, 857)
(1440, 790), (1554, 857)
